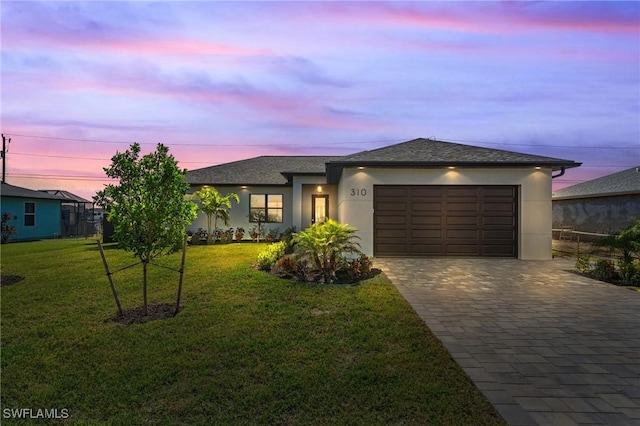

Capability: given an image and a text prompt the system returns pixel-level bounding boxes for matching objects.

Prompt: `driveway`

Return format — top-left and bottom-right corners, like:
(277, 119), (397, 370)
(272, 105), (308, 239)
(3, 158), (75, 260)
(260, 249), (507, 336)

(375, 258), (640, 426)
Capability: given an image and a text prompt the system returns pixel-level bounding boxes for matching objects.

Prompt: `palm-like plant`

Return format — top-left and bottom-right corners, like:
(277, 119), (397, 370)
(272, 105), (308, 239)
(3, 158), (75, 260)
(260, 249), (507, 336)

(293, 219), (362, 283)
(194, 187), (240, 244)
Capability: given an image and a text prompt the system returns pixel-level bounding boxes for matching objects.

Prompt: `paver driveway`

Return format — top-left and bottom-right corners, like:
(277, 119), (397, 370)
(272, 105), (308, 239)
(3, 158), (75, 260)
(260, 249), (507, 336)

(375, 257), (640, 426)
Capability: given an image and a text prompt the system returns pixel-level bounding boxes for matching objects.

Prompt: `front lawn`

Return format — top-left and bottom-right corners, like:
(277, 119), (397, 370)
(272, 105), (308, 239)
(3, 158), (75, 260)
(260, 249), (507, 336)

(1, 239), (504, 425)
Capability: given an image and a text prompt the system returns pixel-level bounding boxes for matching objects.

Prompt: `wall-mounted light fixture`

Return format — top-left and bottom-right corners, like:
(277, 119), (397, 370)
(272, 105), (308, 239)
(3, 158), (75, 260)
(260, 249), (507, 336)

(358, 166), (365, 170)
(316, 185), (323, 192)
(241, 186), (248, 189)
(535, 166), (541, 170)
(448, 166), (456, 170)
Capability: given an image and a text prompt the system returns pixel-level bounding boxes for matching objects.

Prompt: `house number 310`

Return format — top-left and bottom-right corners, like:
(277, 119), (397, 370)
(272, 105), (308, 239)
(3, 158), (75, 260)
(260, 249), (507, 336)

(350, 188), (367, 197)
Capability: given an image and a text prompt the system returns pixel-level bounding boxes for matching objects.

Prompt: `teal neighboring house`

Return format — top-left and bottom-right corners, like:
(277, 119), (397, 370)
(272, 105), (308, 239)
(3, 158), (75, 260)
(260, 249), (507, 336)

(1, 183), (65, 242)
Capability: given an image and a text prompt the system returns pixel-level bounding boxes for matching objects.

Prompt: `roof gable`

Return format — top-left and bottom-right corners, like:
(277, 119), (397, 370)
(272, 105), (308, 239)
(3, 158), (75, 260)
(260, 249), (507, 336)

(553, 166), (640, 199)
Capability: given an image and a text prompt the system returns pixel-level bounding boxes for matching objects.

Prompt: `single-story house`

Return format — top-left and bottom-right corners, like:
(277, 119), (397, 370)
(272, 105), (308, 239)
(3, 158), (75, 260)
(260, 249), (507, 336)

(1, 182), (65, 242)
(187, 138), (580, 260)
(552, 166), (640, 234)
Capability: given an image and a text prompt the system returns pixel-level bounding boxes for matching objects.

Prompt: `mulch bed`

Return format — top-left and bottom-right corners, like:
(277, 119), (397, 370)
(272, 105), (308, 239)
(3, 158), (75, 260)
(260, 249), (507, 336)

(106, 303), (181, 325)
(1, 275), (25, 287)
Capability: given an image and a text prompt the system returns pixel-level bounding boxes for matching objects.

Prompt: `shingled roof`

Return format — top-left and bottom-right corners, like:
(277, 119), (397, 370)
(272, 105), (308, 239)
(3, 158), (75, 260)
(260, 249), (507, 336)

(1, 183), (67, 200)
(553, 166), (640, 199)
(187, 156), (340, 186)
(326, 138), (580, 183)
(186, 138), (581, 186)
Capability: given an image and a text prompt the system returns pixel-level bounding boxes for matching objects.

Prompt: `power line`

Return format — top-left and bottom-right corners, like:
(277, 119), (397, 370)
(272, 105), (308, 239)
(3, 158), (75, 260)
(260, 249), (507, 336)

(4, 132), (640, 150)
(10, 151), (213, 164)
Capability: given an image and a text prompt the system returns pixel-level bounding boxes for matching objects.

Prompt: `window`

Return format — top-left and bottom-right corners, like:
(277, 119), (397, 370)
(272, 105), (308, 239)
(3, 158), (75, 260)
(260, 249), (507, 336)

(250, 194), (283, 223)
(24, 202), (35, 227)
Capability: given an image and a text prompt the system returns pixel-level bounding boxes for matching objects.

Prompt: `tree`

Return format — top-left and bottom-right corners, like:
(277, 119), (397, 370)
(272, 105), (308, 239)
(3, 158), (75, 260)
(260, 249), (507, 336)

(93, 143), (197, 315)
(193, 186), (240, 244)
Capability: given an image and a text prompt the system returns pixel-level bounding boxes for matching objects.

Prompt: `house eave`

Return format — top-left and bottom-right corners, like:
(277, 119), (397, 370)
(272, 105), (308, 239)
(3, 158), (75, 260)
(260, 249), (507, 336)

(552, 190), (640, 201)
(326, 161), (581, 184)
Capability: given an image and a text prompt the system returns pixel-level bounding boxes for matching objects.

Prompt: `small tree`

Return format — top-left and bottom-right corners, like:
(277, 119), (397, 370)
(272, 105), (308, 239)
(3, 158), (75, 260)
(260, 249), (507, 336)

(193, 187), (239, 244)
(93, 143), (197, 315)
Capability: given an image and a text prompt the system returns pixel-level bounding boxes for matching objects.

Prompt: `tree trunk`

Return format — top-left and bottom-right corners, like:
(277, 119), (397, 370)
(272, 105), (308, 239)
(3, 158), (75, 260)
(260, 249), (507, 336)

(143, 259), (148, 316)
(174, 235), (188, 316)
(207, 214), (213, 245)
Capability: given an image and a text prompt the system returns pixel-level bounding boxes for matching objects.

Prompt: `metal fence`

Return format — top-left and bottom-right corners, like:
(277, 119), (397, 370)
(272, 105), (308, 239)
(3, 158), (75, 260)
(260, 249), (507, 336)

(551, 228), (616, 260)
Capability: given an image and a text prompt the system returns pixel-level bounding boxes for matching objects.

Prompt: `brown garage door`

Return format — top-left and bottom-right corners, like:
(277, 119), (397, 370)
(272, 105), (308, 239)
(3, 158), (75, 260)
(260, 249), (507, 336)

(374, 185), (517, 257)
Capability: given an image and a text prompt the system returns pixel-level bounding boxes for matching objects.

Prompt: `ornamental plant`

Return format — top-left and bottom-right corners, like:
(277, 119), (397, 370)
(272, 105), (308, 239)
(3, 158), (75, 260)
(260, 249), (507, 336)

(1, 213), (16, 243)
(93, 143), (197, 315)
(292, 219), (362, 284)
(193, 187), (239, 244)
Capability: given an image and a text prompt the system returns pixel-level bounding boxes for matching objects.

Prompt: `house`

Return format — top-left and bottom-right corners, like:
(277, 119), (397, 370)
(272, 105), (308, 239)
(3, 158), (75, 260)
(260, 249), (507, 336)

(39, 190), (94, 237)
(552, 166), (640, 234)
(187, 138), (580, 259)
(1, 183), (65, 242)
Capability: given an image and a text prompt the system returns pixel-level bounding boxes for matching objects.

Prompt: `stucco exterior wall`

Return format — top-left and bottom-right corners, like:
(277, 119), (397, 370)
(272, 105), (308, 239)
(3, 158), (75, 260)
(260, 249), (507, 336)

(552, 194), (640, 233)
(188, 185), (293, 239)
(336, 167), (553, 260)
(1, 197), (62, 241)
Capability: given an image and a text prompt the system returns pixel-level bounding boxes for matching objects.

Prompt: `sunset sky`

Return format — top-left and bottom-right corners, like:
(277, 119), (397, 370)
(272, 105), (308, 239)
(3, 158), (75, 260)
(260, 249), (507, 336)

(1, 1), (638, 201)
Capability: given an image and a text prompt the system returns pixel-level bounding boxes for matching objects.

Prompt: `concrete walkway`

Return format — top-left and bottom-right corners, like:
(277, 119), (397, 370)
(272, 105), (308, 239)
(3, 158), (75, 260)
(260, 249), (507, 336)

(375, 258), (640, 425)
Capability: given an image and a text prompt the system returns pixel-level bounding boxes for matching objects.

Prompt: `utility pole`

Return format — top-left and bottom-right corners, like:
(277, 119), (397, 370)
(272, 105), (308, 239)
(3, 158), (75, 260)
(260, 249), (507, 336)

(1, 133), (10, 184)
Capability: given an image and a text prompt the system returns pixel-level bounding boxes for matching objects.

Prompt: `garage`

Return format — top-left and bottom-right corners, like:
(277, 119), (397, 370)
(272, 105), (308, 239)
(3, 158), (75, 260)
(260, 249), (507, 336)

(374, 185), (517, 257)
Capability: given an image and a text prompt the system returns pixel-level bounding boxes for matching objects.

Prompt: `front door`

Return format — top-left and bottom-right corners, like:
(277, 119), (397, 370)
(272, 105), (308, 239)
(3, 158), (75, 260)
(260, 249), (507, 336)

(312, 194), (329, 224)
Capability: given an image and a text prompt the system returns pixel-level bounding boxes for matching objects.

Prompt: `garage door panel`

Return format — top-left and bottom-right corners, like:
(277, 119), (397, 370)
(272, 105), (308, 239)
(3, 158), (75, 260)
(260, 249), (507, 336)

(411, 187), (443, 197)
(411, 202), (442, 212)
(483, 187), (516, 197)
(375, 185), (516, 257)
(411, 229), (442, 238)
(446, 216), (480, 226)
(447, 202), (480, 212)
(447, 187), (479, 197)
(411, 216), (442, 225)
(483, 216), (515, 226)
(483, 202), (515, 212)
(482, 230), (515, 240)
(447, 229), (479, 239)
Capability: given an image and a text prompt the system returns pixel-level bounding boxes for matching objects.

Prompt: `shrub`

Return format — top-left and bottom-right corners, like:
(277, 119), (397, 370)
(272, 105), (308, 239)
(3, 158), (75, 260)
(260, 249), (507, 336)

(271, 255), (309, 281)
(256, 241), (286, 271)
(1, 213), (16, 244)
(293, 219), (362, 284)
(280, 226), (297, 254)
(264, 227), (280, 242)
(592, 259), (616, 282)
(618, 259), (640, 286)
(337, 254), (373, 283)
(575, 254), (591, 274)
(234, 227), (245, 242)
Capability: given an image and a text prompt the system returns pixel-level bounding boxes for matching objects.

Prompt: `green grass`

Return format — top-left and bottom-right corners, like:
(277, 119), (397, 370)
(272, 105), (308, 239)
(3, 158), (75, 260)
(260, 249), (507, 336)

(1, 239), (504, 425)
